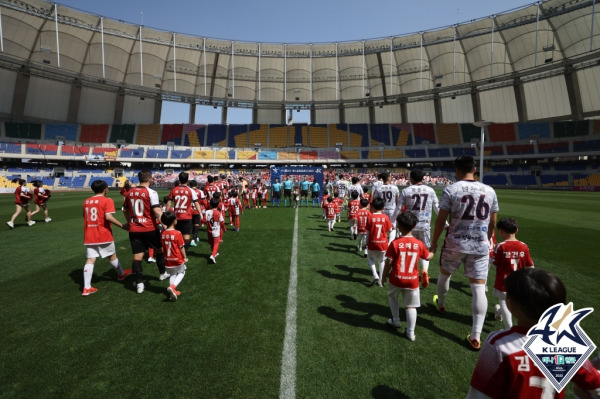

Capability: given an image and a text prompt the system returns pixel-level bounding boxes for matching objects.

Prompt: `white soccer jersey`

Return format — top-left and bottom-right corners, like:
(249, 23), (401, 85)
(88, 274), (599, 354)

(400, 184), (439, 232)
(348, 183), (364, 198)
(335, 180), (349, 198)
(373, 183), (400, 221)
(439, 180), (499, 255)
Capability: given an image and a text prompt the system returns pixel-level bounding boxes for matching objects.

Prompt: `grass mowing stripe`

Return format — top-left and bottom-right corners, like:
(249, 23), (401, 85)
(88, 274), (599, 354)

(280, 206), (298, 399)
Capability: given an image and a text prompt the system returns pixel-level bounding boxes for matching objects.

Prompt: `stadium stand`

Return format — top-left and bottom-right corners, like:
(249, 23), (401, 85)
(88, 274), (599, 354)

(428, 148), (451, 158)
(45, 124), (78, 142)
(162, 124), (184, 145)
(460, 124), (481, 144)
(171, 149), (192, 159)
(61, 145), (89, 156)
(574, 138), (600, 152)
(5, 122), (42, 140)
(538, 141), (569, 154)
(309, 125), (329, 148)
(413, 124), (436, 144)
(248, 125), (268, 147)
(453, 147), (477, 157)
(193, 149), (213, 159)
(26, 144), (58, 155)
(269, 125), (289, 148)
(405, 149), (426, 158)
(0, 142), (22, 154)
(135, 124), (161, 145)
(229, 125), (249, 148)
(517, 122), (550, 140)
(437, 124), (461, 145)
(348, 124), (369, 148)
(300, 151), (319, 160)
(120, 147), (144, 158)
(237, 151), (258, 160)
(80, 125), (109, 143)
(291, 125), (309, 147)
(391, 123), (413, 146)
(483, 174), (509, 186)
(510, 175), (537, 186)
(147, 148), (169, 158)
(184, 124), (207, 147)
(484, 146), (504, 156)
(370, 124), (390, 146)
(506, 144), (535, 155)
(330, 124), (348, 147)
(341, 150), (359, 160)
(553, 121), (589, 138)
(207, 125), (227, 147)
(110, 124), (135, 144)
(382, 150), (403, 159)
(488, 123), (516, 142)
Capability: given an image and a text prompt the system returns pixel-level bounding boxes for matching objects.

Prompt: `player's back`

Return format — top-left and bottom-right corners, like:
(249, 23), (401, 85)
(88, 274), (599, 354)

(401, 184), (438, 231)
(374, 184), (400, 215)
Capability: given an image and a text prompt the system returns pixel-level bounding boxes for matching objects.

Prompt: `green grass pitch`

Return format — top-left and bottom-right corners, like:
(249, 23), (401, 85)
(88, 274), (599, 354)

(1, 189), (598, 398)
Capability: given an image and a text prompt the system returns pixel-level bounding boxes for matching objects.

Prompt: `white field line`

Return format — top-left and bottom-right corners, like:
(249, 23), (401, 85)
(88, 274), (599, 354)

(279, 207), (298, 399)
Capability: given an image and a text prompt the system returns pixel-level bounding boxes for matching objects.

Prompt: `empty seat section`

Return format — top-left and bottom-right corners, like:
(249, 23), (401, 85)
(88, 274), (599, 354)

(147, 149), (168, 158)
(5, 122), (42, 140)
(237, 151), (257, 160)
(110, 124), (135, 143)
(540, 175), (569, 186)
(453, 147), (477, 157)
(207, 125), (227, 147)
(80, 125), (109, 143)
(348, 124), (369, 147)
(517, 122), (550, 140)
(120, 148), (144, 158)
(45, 124), (78, 141)
(482, 174), (508, 186)
(0, 142), (22, 154)
(367, 150), (382, 159)
(71, 176), (87, 188)
(228, 125), (248, 148)
(185, 124), (206, 147)
(258, 151), (277, 160)
(292, 125), (309, 147)
(488, 124), (516, 142)
(574, 173), (600, 186)
(506, 144), (534, 155)
(413, 124), (436, 144)
(61, 145), (89, 156)
(135, 124), (161, 145)
(484, 146), (504, 156)
(382, 150), (403, 159)
(341, 151), (359, 159)
(26, 144), (58, 155)
(330, 124), (348, 147)
(391, 123), (413, 146)
(248, 125), (268, 147)
(171, 149), (192, 159)
(370, 124), (390, 146)
(460, 124), (481, 144)
(320, 150), (338, 159)
(538, 141), (569, 153)
(269, 125), (289, 148)
(300, 151), (318, 160)
(215, 151), (229, 160)
(553, 121), (589, 138)
(89, 176), (114, 186)
(162, 124), (184, 145)
(405, 149), (426, 158)
(93, 147), (118, 154)
(510, 175), (537, 186)
(429, 148), (451, 158)
(574, 139), (600, 152)
(436, 124), (461, 145)
(278, 152), (296, 160)
(193, 149), (213, 159)
(309, 125), (328, 148)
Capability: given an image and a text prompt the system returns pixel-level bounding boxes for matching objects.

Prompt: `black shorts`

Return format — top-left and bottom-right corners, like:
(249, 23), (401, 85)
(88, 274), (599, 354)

(192, 214), (201, 225)
(311, 191), (320, 198)
(284, 189), (292, 198)
(301, 190), (309, 197)
(176, 219), (193, 235)
(272, 191), (281, 200)
(129, 230), (161, 254)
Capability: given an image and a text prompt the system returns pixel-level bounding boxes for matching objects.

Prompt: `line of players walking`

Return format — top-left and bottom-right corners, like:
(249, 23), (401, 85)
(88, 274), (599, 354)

(6, 178), (52, 229)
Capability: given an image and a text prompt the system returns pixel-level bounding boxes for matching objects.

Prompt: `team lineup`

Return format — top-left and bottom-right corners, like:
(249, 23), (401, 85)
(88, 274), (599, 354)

(8, 155), (599, 398)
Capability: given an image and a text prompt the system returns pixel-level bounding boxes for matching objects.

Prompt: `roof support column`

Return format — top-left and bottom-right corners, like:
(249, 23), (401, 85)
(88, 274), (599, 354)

(114, 89), (124, 124)
(564, 64), (583, 120)
(400, 101), (407, 123)
(153, 97), (162, 124)
(68, 80), (82, 123)
(11, 68), (29, 122)
(433, 93), (442, 124)
(189, 103), (196, 124)
(513, 76), (527, 122)
(471, 85), (482, 122)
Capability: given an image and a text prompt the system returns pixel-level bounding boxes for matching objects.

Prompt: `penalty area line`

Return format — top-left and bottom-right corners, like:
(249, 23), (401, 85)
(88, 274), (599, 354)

(279, 207), (298, 399)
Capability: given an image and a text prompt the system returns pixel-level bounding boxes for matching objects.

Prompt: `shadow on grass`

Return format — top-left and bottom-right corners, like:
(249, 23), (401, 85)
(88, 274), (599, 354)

(68, 267), (170, 295)
(325, 242), (357, 253)
(317, 264), (372, 286)
(372, 385), (410, 399)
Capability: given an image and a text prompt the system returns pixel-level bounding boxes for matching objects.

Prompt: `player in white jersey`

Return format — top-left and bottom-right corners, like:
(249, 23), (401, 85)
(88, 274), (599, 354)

(372, 172), (401, 242)
(399, 169), (442, 273)
(335, 174), (350, 203)
(348, 176), (364, 198)
(430, 156), (499, 350)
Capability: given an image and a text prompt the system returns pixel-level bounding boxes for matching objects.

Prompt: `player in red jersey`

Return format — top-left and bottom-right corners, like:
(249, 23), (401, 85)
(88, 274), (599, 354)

(241, 186), (250, 212)
(189, 179), (205, 247)
(347, 191), (360, 240)
(205, 198), (225, 264)
(7, 178), (35, 229)
(228, 191), (242, 232)
(491, 217), (534, 329)
(166, 172), (202, 250)
(381, 211), (434, 341)
(31, 180), (52, 222)
(321, 189), (330, 219)
(467, 268), (600, 399)
(324, 196), (337, 231)
(332, 192), (343, 223)
(122, 170), (168, 294)
(251, 185), (259, 209)
(81, 180), (131, 296)
(365, 197), (393, 286)
(356, 198), (371, 256)
(203, 175), (221, 203)
(160, 212), (188, 302)
(260, 185), (269, 208)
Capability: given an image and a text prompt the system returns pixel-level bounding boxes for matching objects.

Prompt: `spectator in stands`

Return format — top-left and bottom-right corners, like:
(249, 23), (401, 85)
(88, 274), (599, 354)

(31, 180), (51, 222)
(7, 178), (35, 229)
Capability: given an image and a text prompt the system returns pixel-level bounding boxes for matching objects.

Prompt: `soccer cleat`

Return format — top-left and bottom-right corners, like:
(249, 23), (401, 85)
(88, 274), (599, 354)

(467, 334), (481, 350)
(45, 218), (52, 222)
(433, 295), (446, 313)
(189, 240), (197, 247)
(494, 304), (503, 321)
(27, 220), (36, 226)
(167, 285), (178, 301)
(159, 272), (170, 281)
(82, 287), (98, 296)
(147, 257), (156, 263)
(6, 221), (14, 229)
(387, 319), (401, 328)
(137, 283), (145, 294)
(209, 255), (216, 264)
(404, 328), (416, 342)
(118, 269), (132, 281)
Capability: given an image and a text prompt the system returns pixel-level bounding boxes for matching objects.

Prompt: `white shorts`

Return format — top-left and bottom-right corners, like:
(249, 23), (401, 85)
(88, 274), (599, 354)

(367, 249), (386, 264)
(348, 219), (357, 226)
(412, 229), (431, 248)
(439, 249), (489, 280)
(387, 285), (421, 308)
(166, 264), (187, 275)
(85, 242), (116, 259)
(492, 288), (507, 300)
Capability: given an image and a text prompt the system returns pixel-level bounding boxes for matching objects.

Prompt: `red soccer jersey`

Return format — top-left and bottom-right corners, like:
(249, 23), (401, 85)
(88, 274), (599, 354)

(15, 186), (31, 205)
(205, 209), (224, 238)
(385, 236), (430, 289)
(169, 185), (198, 220)
(83, 195), (116, 245)
(469, 326), (600, 399)
(204, 183), (220, 201)
(123, 186), (161, 232)
(229, 198), (241, 216)
(325, 202), (337, 220)
(321, 194), (330, 209)
(361, 192), (371, 203)
(356, 208), (371, 234)
(348, 199), (360, 220)
(161, 229), (185, 267)
(492, 240), (534, 292)
(333, 197), (343, 214)
(34, 187), (49, 205)
(191, 188), (205, 215)
(366, 213), (392, 251)
(260, 188), (269, 201)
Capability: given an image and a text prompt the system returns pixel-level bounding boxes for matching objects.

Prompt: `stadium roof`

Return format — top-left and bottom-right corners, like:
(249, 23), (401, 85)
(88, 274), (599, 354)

(0, 0), (599, 112)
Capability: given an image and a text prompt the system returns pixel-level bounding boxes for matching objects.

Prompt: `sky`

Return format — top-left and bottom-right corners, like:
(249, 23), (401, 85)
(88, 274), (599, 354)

(56, 0), (536, 124)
